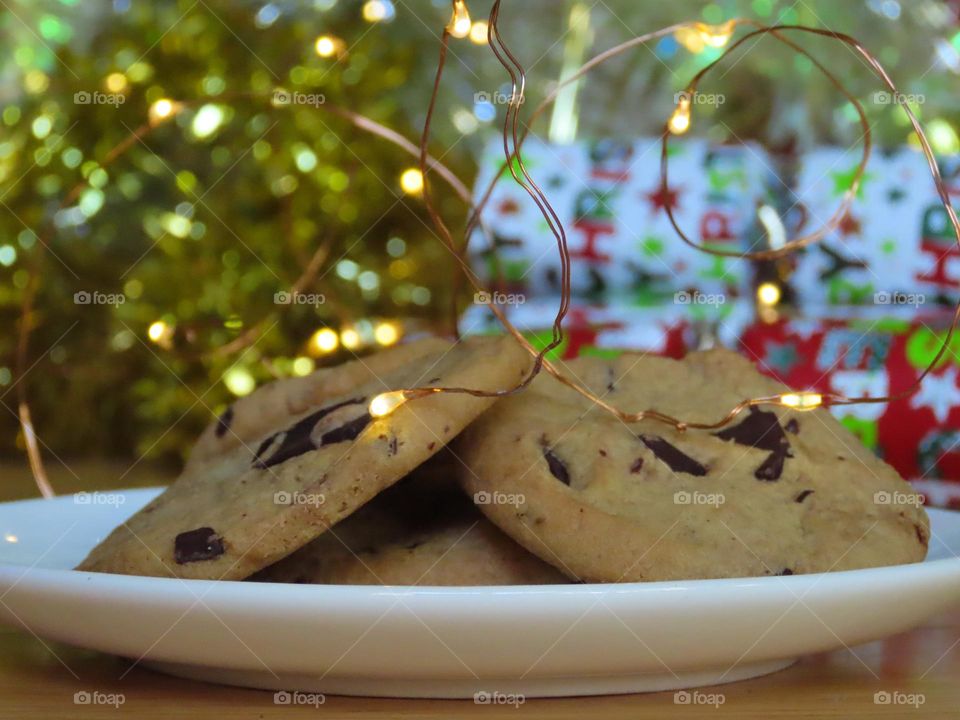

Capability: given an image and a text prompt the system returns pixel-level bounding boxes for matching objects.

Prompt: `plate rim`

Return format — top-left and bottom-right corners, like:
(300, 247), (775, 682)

(0, 488), (958, 597)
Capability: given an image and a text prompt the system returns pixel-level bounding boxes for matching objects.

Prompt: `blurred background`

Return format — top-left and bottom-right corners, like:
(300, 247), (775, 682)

(2, 0), (960, 492)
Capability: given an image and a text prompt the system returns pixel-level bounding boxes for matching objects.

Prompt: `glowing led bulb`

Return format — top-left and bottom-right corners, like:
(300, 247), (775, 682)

(310, 327), (339, 354)
(399, 167), (424, 195)
(147, 320), (169, 342)
(779, 392), (823, 410)
(369, 390), (408, 418)
(668, 95), (691, 135)
(696, 20), (735, 48)
(756, 282), (781, 307)
(149, 98), (177, 125)
(374, 321), (400, 346)
(469, 20), (488, 44)
(314, 35), (342, 58)
(104, 72), (128, 93)
(448, 0), (471, 38)
(341, 328), (361, 350)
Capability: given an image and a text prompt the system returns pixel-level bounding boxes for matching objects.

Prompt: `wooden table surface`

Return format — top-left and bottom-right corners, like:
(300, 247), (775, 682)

(1, 461), (959, 719)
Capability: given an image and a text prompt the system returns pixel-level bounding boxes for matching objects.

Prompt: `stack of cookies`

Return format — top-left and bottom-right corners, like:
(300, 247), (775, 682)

(77, 335), (929, 584)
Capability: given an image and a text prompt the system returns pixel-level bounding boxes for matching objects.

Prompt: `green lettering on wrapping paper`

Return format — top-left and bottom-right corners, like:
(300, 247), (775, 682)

(840, 417), (879, 453)
(905, 326), (960, 371)
(830, 165), (873, 199)
(523, 329), (567, 361)
(827, 278), (874, 305)
(578, 346), (624, 360)
(700, 256), (730, 282)
(493, 152), (534, 178)
(503, 259), (529, 283)
(481, 257), (528, 284)
(640, 236), (664, 257)
(707, 166), (747, 193)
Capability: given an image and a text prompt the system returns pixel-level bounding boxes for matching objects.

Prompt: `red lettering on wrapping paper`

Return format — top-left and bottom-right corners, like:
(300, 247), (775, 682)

(562, 306), (600, 359)
(917, 239), (960, 289)
(570, 220), (614, 262)
(700, 210), (735, 244)
(916, 204), (960, 290)
(590, 167), (631, 183)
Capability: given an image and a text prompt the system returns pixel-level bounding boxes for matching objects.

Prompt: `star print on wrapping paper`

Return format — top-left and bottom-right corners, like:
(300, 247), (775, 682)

(644, 182), (682, 215)
(763, 340), (800, 375)
(910, 366), (960, 423)
(496, 198), (521, 216)
(830, 165), (873, 199)
(837, 210), (861, 237)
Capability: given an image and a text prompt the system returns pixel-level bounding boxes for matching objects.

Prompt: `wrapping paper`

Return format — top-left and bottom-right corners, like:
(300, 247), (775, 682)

(461, 297), (753, 360)
(739, 307), (960, 502)
(470, 136), (773, 301)
(791, 146), (960, 306)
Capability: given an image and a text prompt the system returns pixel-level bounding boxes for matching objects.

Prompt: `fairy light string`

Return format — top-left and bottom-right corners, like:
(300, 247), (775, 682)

(13, 91), (497, 495)
(368, 3), (960, 427)
(14, 3), (960, 493)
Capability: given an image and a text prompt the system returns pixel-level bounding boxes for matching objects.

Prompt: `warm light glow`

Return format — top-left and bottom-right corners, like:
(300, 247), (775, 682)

(314, 35), (342, 58)
(340, 328), (361, 350)
(3, 533), (17, 544)
(399, 167), (424, 195)
(310, 327), (339, 354)
(147, 320), (169, 343)
(224, 367), (256, 397)
(780, 392), (823, 410)
(447, 0), (472, 38)
(757, 282), (782, 307)
(292, 356), (315, 376)
(149, 98), (177, 124)
(696, 19), (736, 48)
(369, 390), (408, 418)
(469, 20), (488, 44)
(105, 72), (128, 93)
(362, 0), (388, 22)
(674, 26), (706, 54)
(374, 321), (400, 346)
(668, 96), (691, 135)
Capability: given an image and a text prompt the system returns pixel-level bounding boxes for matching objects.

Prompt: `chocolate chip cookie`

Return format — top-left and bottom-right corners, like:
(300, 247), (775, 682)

(185, 337), (449, 471)
(77, 334), (532, 580)
(457, 349), (929, 582)
(253, 453), (568, 586)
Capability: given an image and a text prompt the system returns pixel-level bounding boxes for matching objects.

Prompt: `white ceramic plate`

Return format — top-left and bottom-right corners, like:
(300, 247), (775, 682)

(0, 488), (959, 699)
